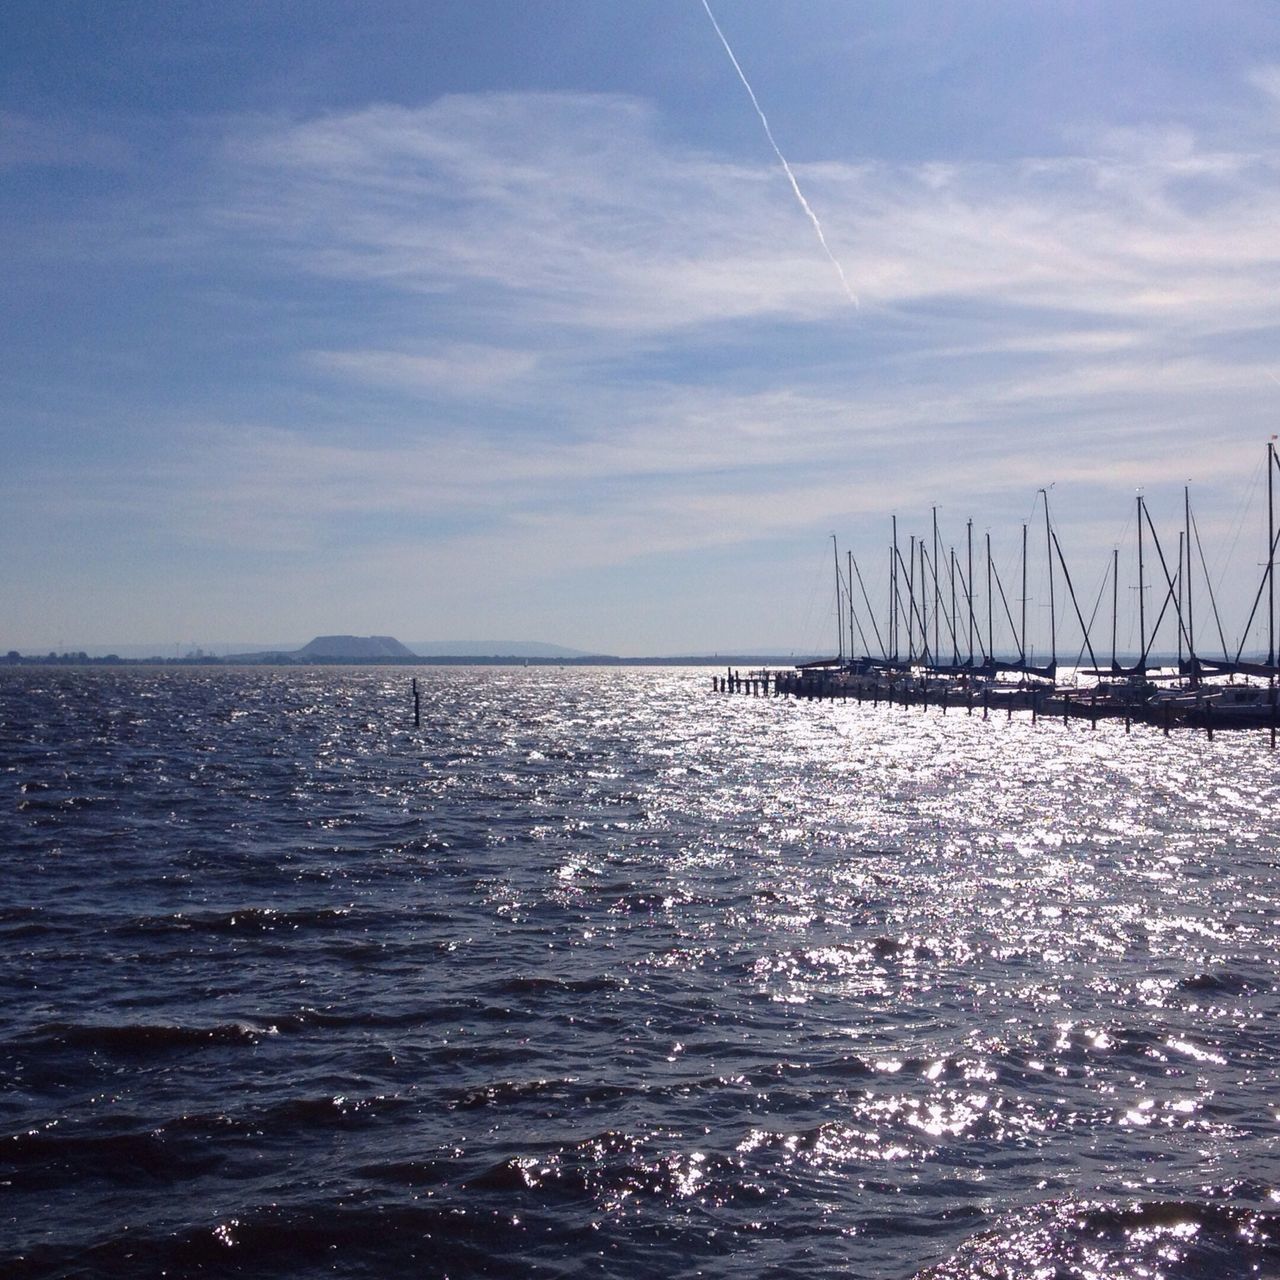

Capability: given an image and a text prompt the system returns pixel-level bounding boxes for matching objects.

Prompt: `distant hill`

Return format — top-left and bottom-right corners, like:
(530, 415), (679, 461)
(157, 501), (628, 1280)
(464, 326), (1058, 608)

(408, 640), (590, 659)
(228, 636), (592, 662)
(296, 635), (417, 659)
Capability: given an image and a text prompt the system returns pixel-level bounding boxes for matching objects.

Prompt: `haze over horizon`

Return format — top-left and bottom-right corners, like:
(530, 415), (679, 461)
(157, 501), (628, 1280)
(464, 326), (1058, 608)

(6, 2), (1280, 659)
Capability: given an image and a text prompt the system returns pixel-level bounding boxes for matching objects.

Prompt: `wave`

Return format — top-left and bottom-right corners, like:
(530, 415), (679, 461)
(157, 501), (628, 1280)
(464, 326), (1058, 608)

(918, 1198), (1280, 1279)
(15, 1020), (274, 1054)
(121, 905), (356, 935)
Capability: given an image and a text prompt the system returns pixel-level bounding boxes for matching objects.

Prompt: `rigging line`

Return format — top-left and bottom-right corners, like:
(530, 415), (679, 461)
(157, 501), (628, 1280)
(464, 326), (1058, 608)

(893, 543), (930, 657)
(1191, 505), (1230, 661)
(699, 0), (857, 306)
(1049, 526), (1099, 671)
(846, 571), (873, 658)
(921, 543), (962, 660)
(1232, 519), (1280, 663)
(1139, 501), (1192, 656)
(990, 558), (1022, 662)
(1073, 553), (1112, 670)
(1141, 576), (1179, 666)
(851, 555), (887, 658)
(952, 560), (988, 663)
(1215, 450), (1264, 598)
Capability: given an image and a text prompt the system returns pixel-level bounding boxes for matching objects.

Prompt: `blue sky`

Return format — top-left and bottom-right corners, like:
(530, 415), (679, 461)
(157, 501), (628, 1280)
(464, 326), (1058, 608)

(4, 1), (1280, 655)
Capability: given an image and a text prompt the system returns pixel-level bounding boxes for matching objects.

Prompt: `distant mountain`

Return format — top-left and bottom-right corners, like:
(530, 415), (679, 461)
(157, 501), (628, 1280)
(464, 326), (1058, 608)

(408, 640), (590, 658)
(296, 635), (417, 659)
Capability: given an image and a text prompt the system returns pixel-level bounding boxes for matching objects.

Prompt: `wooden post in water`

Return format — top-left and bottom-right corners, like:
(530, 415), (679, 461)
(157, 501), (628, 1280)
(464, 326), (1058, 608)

(1163, 704), (1171, 737)
(1063, 691), (1069, 727)
(412, 677), (421, 728)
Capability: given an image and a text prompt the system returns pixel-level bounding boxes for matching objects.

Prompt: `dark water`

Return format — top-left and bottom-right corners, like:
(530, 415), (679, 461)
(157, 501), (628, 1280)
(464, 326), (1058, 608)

(3, 666), (1280, 1279)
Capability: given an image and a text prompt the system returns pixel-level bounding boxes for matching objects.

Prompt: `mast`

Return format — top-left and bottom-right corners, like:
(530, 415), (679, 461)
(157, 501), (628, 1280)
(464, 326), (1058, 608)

(1111, 547), (1119, 672)
(986, 532), (994, 663)
(1141, 491), (1152, 670)
(1270, 440), (1276, 669)
(1177, 531), (1185, 668)
(907, 534), (916, 660)
(966, 520), (975, 666)
(891, 517), (900, 662)
(1020, 523), (1028, 664)
(1184, 485), (1195, 678)
(847, 549), (856, 662)
(1041, 489), (1056, 669)
(832, 534), (844, 661)
(919, 537), (930, 664)
(950, 546), (959, 665)
(932, 507), (941, 666)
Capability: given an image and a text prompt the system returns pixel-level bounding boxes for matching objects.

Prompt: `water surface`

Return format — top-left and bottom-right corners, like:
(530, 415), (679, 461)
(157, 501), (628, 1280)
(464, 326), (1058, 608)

(3, 666), (1279, 1277)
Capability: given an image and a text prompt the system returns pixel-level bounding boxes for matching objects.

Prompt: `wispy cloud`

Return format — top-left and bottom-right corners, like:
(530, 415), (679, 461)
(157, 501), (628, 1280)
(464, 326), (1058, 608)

(9, 73), (1280, 649)
(310, 343), (539, 396)
(216, 91), (1280, 339)
(0, 111), (131, 170)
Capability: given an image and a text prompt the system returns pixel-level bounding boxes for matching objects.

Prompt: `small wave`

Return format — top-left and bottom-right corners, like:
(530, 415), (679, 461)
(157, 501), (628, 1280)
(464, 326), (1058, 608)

(448, 1077), (631, 1110)
(491, 974), (621, 996)
(122, 905), (354, 935)
(463, 1128), (749, 1204)
(16, 1019), (272, 1054)
(918, 1198), (1280, 1279)
(1, 1126), (223, 1190)
(1178, 969), (1269, 995)
(3, 1201), (522, 1279)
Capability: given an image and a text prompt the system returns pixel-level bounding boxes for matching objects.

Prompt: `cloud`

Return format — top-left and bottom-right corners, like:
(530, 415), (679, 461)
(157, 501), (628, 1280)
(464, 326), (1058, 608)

(0, 111), (131, 170)
(309, 343), (540, 396)
(213, 93), (1280, 343)
(9, 81), (1280, 649)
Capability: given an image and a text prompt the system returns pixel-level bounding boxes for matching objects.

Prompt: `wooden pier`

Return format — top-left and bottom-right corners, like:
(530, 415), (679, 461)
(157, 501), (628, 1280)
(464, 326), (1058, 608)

(712, 667), (1278, 745)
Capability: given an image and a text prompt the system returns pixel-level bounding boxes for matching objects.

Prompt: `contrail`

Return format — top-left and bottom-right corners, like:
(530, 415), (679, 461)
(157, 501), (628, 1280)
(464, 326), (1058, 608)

(700, 0), (857, 306)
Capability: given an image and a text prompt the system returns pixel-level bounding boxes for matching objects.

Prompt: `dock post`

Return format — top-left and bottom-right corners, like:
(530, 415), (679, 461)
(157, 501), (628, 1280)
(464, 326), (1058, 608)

(1206, 707), (1213, 742)
(1031, 694), (1038, 726)
(412, 677), (421, 728)
(1163, 704), (1171, 737)
(1091, 689), (1097, 730)
(1063, 691), (1069, 727)
(941, 688), (947, 715)
(983, 690), (989, 721)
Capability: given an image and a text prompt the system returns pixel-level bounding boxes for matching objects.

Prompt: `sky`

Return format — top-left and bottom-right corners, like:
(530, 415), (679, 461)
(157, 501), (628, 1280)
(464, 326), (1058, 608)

(4, 0), (1280, 657)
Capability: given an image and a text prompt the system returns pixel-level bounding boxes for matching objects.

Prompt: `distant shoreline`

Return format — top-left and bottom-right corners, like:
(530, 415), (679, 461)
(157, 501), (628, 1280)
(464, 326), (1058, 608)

(1, 653), (817, 669)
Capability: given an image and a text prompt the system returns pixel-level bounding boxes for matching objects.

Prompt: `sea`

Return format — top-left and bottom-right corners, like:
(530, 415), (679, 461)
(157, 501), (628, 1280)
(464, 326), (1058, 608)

(3, 665), (1279, 1279)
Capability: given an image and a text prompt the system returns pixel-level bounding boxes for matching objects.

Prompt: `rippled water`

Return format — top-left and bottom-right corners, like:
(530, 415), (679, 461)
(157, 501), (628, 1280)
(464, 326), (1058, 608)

(3, 666), (1280, 1278)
